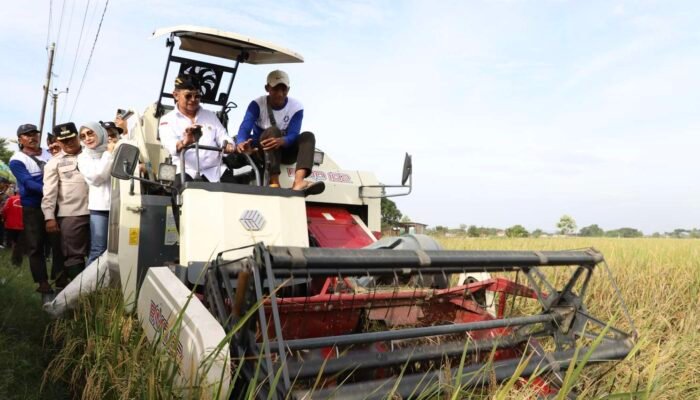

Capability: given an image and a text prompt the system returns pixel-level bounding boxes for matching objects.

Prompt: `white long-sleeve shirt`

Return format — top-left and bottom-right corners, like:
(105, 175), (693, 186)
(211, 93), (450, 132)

(77, 151), (114, 211)
(158, 107), (230, 182)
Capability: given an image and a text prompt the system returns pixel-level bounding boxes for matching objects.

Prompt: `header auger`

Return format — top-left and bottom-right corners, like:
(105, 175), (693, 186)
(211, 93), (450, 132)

(200, 240), (635, 399)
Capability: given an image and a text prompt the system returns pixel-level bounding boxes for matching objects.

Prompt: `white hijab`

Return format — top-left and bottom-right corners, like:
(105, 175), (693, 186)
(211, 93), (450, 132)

(80, 121), (108, 156)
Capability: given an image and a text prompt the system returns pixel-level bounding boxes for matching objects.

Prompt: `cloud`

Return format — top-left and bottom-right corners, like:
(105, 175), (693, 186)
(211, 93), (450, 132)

(1, 1), (699, 233)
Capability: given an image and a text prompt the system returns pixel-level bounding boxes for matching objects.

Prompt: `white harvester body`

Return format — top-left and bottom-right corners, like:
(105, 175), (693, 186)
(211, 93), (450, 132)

(179, 186), (310, 265)
(104, 25), (404, 397)
(98, 25), (636, 400)
(138, 267), (230, 398)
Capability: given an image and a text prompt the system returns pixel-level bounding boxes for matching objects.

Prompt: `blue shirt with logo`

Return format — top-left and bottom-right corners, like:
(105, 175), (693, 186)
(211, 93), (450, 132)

(237, 96), (304, 148)
(9, 151), (48, 208)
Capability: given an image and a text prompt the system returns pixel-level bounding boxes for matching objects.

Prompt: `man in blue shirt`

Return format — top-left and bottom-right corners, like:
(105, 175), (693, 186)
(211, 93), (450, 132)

(9, 123), (65, 293)
(236, 70), (319, 192)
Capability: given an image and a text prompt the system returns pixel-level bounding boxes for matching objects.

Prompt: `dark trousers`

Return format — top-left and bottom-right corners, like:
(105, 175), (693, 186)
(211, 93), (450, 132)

(172, 173), (209, 193)
(58, 215), (90, 267)
(5, 228), (24, 266)
(258, 128), (315, 177)
(22, 207), (64, 283)
(6, 229), (23, 266)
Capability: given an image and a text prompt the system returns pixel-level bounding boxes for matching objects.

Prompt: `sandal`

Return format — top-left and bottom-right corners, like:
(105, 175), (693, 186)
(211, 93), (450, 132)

(302, 181), (325, 197)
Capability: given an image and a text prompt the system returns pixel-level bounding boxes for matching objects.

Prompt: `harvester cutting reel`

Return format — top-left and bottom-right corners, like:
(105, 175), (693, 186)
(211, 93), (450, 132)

(204, 242), (636, 399)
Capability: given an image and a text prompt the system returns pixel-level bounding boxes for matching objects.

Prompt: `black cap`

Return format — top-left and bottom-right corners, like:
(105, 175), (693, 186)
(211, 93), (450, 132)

(174, 73), (201, 91)
(17, 123), (39, 136)
(100, 120), (123, 134)
(53, 122), (79, 141)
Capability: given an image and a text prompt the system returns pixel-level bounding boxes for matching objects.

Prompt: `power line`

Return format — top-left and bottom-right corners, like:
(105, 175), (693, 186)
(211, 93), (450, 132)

(60, 0), (91, 121)
(54, 0), (67, 54)
(63, 0), (102, 120)
(61, 0), (100, 120)
(86, 0), (101, 31)
(46, 0), (53, 50)
(65, 0), (90, 91)
(54, 0), (76, 85)
(69, 0), (110, 120)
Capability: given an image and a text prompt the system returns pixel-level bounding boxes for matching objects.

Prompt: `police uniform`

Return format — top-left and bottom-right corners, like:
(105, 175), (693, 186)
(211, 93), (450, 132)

(41, 123), (90, 274)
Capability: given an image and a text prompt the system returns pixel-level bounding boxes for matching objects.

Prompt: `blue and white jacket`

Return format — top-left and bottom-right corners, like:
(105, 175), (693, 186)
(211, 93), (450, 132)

(9, 151), (49, 208)
(236, 96), (304, 148)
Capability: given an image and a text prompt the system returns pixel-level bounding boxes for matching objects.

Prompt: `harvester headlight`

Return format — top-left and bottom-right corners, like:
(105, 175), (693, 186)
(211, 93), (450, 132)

(158, 163), (177, 183)
(313, 151), (324, 166)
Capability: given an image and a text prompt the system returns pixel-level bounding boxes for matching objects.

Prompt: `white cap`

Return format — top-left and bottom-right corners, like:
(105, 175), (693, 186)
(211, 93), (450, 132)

(267, 70), (290, 88)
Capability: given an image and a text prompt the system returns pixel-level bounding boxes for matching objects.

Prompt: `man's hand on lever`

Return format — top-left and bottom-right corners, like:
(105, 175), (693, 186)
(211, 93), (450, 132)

(236, 138), (256, 154)
(260, 137), (284, 151)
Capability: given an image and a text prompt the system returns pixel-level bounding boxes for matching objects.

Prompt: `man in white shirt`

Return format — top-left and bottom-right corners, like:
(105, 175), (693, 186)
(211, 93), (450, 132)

(159, 74), (234, 183)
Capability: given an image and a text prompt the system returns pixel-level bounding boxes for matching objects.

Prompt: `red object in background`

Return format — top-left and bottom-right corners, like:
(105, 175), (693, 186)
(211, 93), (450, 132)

(2, 195), (23, 230)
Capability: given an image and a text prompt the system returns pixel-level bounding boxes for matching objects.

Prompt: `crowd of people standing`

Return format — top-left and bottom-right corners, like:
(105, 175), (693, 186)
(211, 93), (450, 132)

(5, 69), (316, 295)
(6, 118), (125, 294)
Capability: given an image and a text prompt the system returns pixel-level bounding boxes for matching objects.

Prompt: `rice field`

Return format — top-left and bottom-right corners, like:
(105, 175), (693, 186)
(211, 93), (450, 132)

(437, 237), (700, 399)
(32, 237), (700, 399)
(0, 252), (69, 400)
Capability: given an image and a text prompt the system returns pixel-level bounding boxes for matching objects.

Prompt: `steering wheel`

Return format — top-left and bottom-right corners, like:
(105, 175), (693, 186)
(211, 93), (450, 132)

(180, 141), (262, 186)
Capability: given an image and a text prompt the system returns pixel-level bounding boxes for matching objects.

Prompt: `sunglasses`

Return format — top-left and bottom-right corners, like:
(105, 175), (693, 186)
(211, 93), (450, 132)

(183, 92), (202, 100)
(79, 130), (96, 140)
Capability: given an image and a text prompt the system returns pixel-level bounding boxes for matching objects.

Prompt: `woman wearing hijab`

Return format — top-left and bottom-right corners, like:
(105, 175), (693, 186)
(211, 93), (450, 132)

(77, 121), (116, 265)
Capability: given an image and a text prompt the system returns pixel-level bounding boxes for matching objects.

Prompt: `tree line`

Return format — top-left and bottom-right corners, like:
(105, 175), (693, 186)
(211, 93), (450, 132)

(427, 222), (690, 238)
(379, 204), (699, 239)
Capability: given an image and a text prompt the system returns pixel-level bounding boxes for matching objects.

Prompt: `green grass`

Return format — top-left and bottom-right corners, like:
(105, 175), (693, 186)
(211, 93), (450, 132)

(5, 238), (700, 399)
(0, 250), (70, 400)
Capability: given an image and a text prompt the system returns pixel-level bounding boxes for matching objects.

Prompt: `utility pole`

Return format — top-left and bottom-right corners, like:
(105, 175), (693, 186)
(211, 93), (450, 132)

(51, 88), (69, 129)
(39, 43), (56, 133)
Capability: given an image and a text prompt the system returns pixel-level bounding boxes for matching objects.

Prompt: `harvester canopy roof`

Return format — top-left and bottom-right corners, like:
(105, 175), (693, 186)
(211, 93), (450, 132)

(152, 25), (304, 64)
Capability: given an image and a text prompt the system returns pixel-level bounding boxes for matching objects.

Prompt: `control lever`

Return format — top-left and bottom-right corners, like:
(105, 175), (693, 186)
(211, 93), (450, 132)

(219, 140), (228, 168)
(263, 152), (271, 186)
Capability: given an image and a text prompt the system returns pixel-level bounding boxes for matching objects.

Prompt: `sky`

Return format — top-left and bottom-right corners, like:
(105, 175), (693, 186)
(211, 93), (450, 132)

(1, 0), (698, 234)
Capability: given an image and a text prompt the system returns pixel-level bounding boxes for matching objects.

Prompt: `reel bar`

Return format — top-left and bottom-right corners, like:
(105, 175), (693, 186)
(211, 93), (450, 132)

(259, 267), (515, 276)
(266, 313), (558, 352)
(264, 267), (546, 276)
(293, 340), (634, 400)
(265, 246), (603, 271)
(286, 335), (530, 378)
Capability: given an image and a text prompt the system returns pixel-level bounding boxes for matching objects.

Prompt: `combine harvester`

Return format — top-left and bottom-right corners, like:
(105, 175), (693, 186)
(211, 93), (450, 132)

(106, 26), (636, 399)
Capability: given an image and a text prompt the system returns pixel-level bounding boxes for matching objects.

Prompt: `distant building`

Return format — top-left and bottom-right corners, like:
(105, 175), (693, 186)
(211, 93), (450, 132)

(397, 222), (427, 235)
